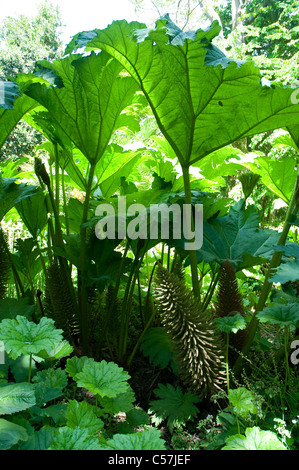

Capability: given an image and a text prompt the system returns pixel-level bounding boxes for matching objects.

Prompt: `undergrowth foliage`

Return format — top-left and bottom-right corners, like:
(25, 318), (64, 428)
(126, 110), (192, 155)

(154, 264), (227, 398)
(0, 228), (10, 299)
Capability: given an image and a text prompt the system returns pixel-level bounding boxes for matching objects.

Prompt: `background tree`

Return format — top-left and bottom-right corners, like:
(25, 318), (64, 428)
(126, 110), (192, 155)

(0, 0), (64, 162)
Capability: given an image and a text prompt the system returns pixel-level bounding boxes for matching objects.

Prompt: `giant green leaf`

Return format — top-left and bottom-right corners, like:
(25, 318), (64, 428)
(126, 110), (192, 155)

(256, 303), (299, 328)
(0, 176), (37, 221)
(193, 199), (279, 270)
(270, 259), (299, 284)
(0, 74), (44, 151)
(25, 53), (139, 164)
(96, 144), (144, 198)
(16, 188), (48, 238)
(70, 17), (299, 167)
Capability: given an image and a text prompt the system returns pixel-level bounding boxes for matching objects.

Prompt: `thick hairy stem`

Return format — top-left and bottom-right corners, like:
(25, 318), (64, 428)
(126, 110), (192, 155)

(79, 162), (96, 354)
(182, 165), (200, 299)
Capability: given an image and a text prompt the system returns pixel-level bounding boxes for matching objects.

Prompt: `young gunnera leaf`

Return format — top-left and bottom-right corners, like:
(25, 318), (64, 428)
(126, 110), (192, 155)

(228, 387), (257, 418)
(65, 400), (104, 435)
(74, 359), (130, 398)
(0, 316), (64, 360)
(0, 382), (36, 415)
(49, 426), (104, 450)
(222, 426), (287, 450)
(105, 427), (166, 450)
(216, 314), (247, 334)
(149, 383), (200, 433)
(99, 387), (135, 415)
(65, 355), (94, 379)
(0, 418), (28, 450)
(32, 368), (68, 405)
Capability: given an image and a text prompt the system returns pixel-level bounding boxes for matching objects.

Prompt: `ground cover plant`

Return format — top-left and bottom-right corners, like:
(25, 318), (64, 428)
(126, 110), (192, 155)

(0, 4), (299, 451)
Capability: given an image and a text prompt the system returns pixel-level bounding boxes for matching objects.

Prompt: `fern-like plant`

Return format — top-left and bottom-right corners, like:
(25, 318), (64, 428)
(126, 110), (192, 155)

(0, 227), (11, 299)
(154, 264), (226, 398)
(215, 260), (248, 362)
(45, 262), (80, 347)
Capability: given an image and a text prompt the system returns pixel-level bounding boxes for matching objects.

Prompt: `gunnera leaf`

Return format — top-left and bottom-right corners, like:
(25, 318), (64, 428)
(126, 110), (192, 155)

(49, 426), (104, 450)
(154, 264), (226, 398)
(74, 359), (130, 398)
(0, 316), (64, 360)
(222, 426), (287, 450)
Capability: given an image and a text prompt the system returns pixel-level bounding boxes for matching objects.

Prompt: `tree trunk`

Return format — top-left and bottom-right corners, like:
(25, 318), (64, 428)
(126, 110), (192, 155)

(232, 0), (245, 30)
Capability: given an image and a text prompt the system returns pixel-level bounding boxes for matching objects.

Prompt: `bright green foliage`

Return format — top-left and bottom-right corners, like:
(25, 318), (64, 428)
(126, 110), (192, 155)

(149, 383), (200, 433)
(37, 340), (73, 362)
(74, 359), (131, 398)
(0, 316), (64, 360)
(243, 155), (298, 204)
(228, 387), (257, 418)
(222, 426), (287, 450)
(105, 427), (166, 450)
(0, 418), (28, 450)
(73, 16), (299, 166)
(0, 382), (36, 415)
(242, 0), (299, 60)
